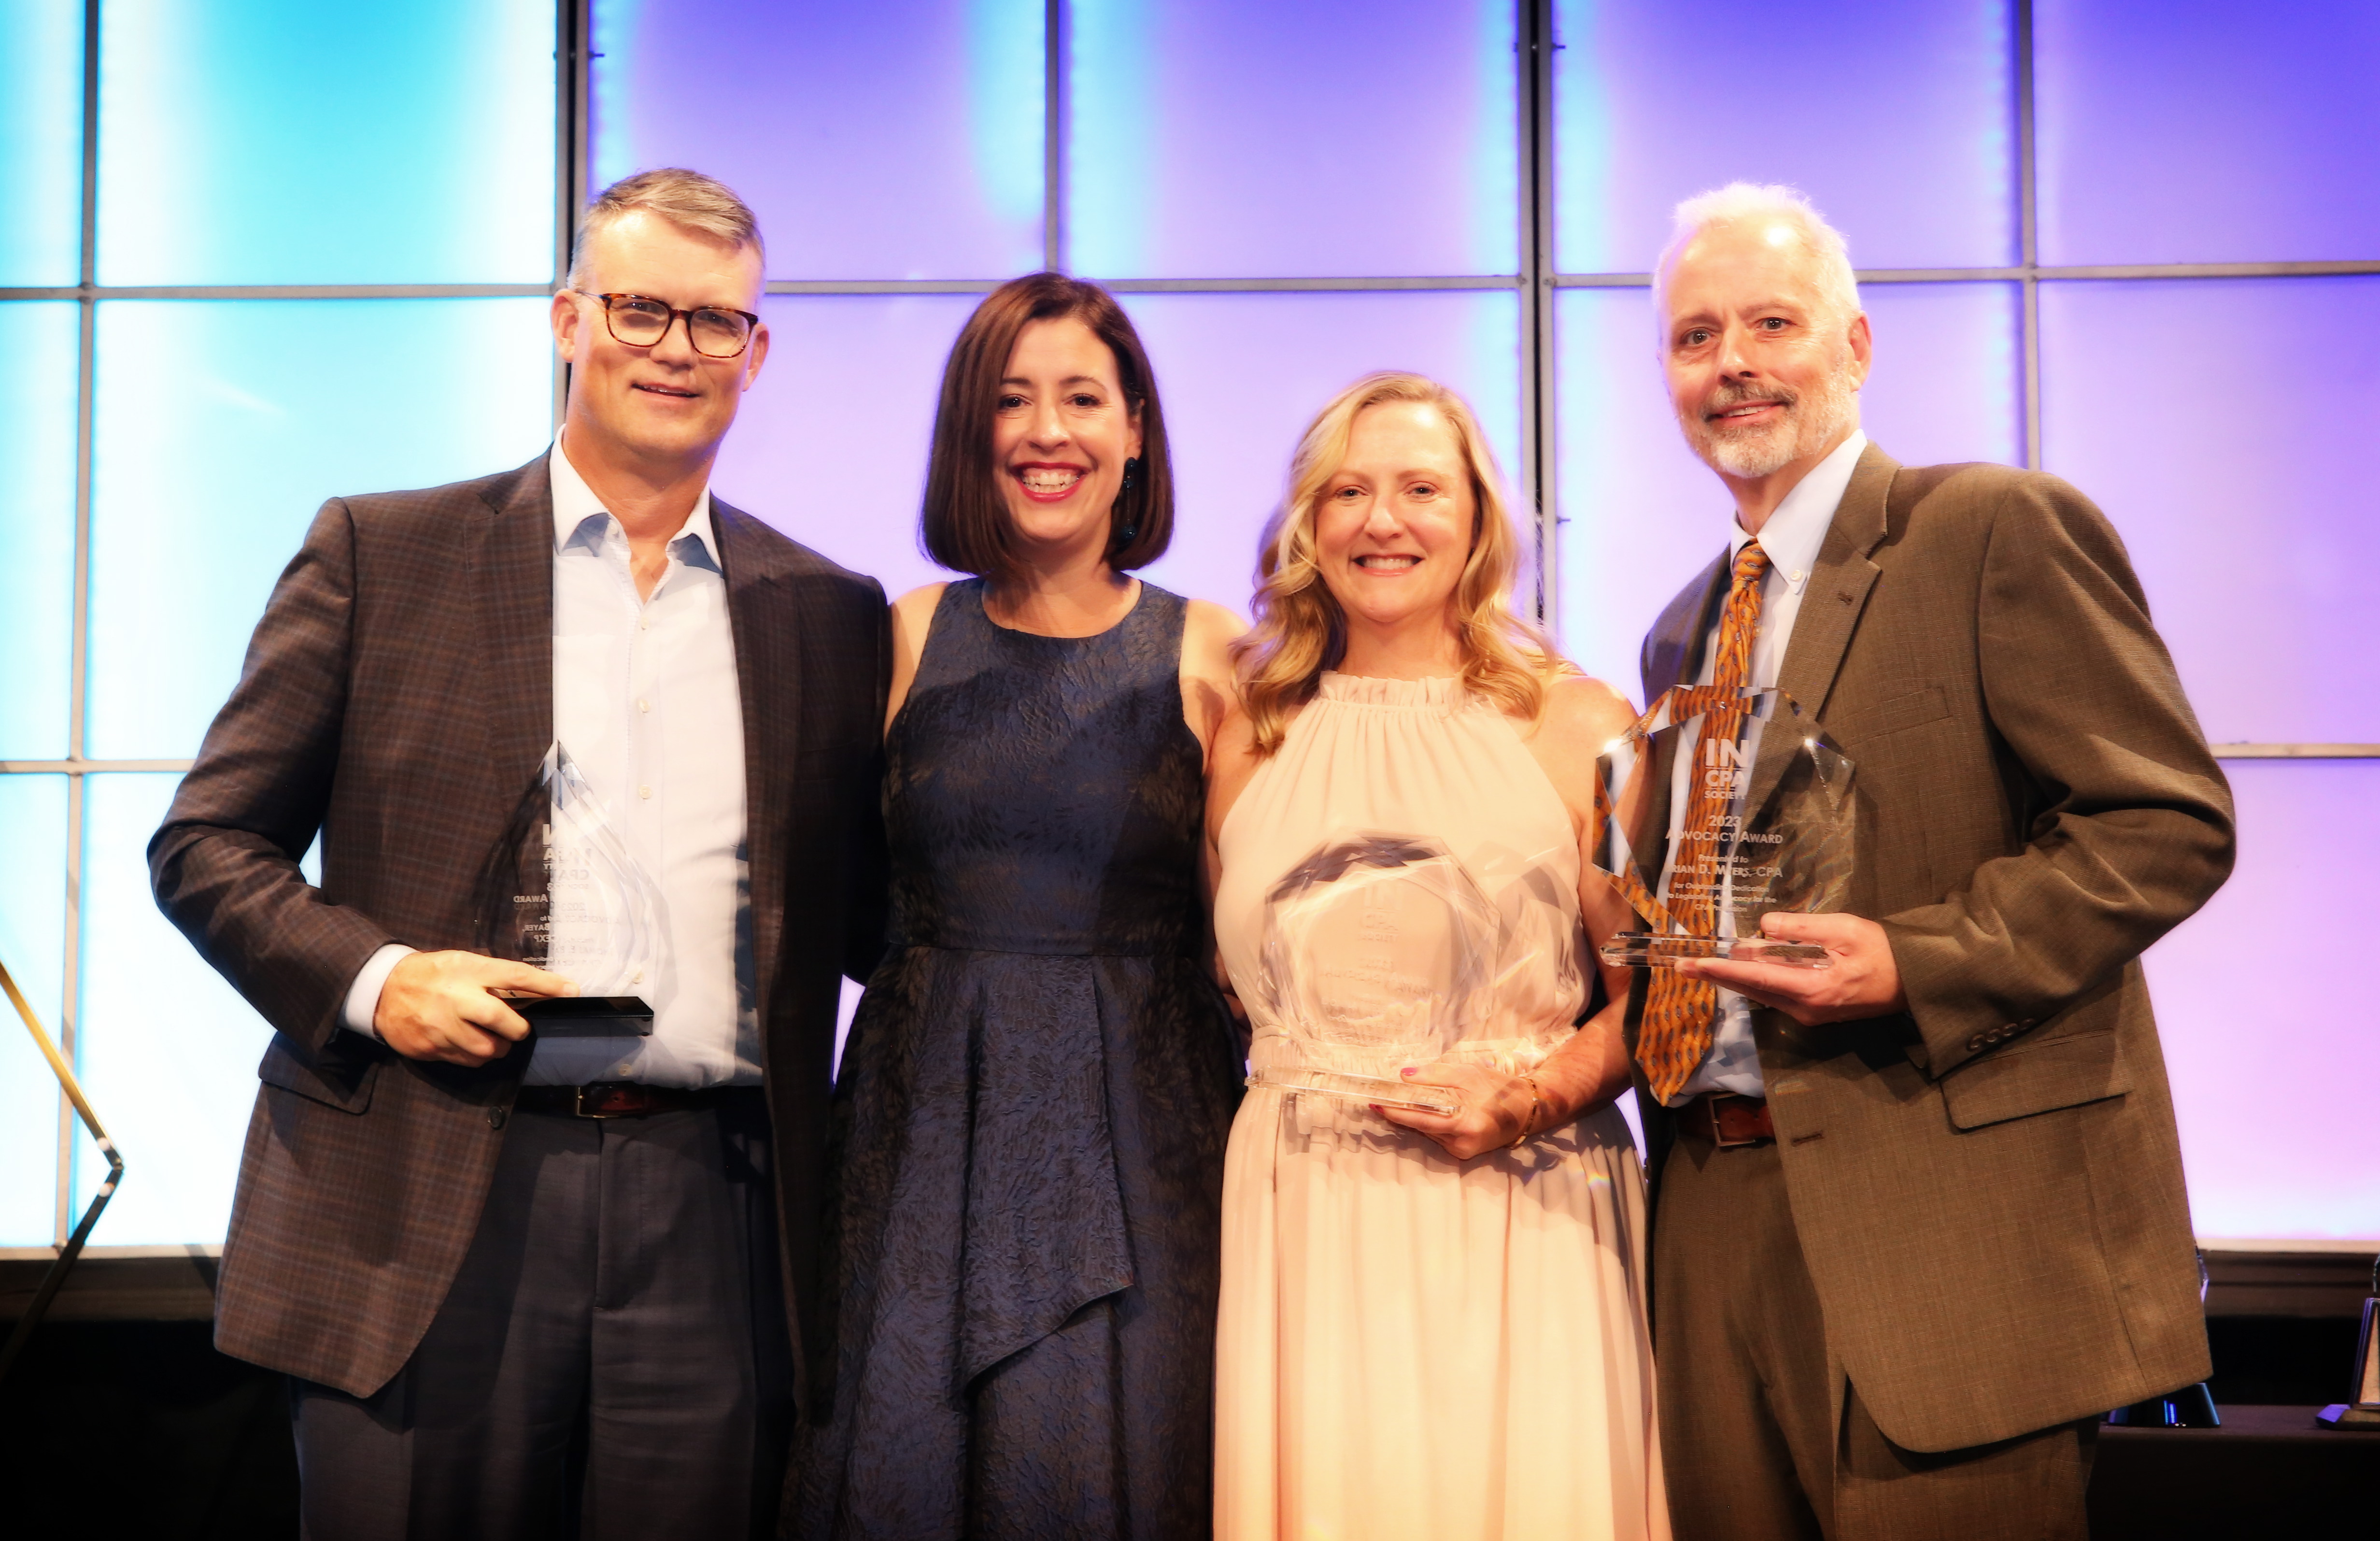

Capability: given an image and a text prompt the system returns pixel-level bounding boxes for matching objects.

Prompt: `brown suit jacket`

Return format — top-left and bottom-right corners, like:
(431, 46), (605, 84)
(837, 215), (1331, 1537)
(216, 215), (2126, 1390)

(1630, 443), (2235, 1453)
(150, 454), (890, 1399)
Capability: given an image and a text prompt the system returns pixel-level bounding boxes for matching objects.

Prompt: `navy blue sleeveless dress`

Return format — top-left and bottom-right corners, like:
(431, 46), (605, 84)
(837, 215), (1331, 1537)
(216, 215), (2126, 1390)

(798, 579), (1241, 1540)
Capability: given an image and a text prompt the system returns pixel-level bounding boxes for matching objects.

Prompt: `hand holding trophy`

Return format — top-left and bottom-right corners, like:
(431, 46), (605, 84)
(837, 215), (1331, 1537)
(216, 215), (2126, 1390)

(472, 743), (669, 1035)
(1594, 686), (1854, 971)
(1248, 833), (1498, 1116)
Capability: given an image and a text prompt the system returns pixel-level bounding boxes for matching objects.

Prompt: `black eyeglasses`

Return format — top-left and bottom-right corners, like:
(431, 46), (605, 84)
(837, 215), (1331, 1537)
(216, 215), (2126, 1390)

(574, 291), (761, 359)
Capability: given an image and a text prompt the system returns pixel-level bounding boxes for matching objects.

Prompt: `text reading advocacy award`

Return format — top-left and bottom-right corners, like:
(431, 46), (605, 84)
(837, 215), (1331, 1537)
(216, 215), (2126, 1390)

(1248, 833), (1499, 1116)
(472, 743), (667, 1034)
(1594, 687), (1854, 970)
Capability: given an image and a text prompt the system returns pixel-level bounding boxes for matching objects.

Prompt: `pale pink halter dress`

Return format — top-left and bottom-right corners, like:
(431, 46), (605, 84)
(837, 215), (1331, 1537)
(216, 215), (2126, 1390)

(1212, 672), (1668, 1541)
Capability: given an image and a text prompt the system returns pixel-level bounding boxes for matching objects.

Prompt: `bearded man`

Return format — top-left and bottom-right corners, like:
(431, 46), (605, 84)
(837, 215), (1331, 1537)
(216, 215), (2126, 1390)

(1625, 183), (2235, 1540)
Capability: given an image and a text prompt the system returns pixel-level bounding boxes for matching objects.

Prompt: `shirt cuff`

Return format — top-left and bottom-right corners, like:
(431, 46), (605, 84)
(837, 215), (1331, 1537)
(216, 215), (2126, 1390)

(341, 943), (415, 1040)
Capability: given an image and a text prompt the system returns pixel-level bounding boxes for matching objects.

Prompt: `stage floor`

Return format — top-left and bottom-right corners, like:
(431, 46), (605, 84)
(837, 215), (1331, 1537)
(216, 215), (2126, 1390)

(2091, 1403), (2379, 1538)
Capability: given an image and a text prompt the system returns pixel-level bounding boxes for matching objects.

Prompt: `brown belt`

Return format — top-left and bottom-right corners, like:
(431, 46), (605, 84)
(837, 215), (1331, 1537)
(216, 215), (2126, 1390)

(1675, 1091), (1775, 1148)
(513, 1083), (754, 1119)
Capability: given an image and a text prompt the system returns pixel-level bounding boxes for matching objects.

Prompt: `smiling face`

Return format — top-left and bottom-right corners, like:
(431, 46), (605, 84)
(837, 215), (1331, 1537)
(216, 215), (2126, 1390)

(553, 207), (768, 470)
(1660, 216), (1869, 483)
(1312, 400), (1477, 638)
(991, 315), (1143, 560)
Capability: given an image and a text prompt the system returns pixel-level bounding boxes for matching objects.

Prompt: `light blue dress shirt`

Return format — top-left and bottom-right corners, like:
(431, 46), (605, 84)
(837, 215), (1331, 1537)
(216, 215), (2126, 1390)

(340, 438), (758, 1088)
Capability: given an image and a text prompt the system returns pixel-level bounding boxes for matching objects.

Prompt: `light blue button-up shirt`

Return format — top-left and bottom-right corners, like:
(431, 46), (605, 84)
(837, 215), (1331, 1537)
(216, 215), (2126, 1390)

(341, 437), (758, 1088)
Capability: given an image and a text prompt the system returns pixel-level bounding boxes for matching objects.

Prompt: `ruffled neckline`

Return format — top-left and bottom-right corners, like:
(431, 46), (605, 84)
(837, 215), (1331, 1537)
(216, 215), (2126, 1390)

(1315, 671), (1469, 709)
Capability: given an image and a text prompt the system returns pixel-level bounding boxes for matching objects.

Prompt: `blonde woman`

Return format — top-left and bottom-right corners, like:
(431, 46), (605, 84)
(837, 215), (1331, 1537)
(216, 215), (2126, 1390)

(1206, 374), (1666, 1540)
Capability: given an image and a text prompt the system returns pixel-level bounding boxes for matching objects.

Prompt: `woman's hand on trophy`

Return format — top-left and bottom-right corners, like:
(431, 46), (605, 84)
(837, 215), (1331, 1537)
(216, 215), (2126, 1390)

(375, 951), (578, 1067)
(1375, 1063), (1537, 1160)
(1680, 912), (1907, 1025)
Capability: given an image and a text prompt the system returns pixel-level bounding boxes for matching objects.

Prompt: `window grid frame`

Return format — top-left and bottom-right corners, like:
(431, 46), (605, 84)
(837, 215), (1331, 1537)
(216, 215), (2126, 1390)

(3, 0), (2374, 1257)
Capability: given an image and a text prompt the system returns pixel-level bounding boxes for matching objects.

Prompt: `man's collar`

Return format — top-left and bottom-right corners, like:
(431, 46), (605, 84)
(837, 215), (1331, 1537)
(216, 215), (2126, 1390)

(1729, 428), (1867, 592)
(548, 431), (721, 570)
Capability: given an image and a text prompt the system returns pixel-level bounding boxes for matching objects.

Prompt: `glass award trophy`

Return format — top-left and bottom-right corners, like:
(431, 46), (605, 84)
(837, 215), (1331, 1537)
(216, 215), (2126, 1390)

(1247, 833), (1499, 1116)
(2318, 1255), (2380, 1430)
(1594, 687), (1854, 970)
(472, 743), (665, 1034)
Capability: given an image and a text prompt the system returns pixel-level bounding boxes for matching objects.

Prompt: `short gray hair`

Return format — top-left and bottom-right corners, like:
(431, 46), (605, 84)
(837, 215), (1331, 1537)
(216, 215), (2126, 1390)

(566, 168), (766, 290)
(1654, 182), (1859, 329)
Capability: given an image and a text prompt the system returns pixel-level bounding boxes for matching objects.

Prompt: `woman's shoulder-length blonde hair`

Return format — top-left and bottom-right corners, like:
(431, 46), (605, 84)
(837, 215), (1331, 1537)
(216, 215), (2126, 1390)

(1232, 371), (1569, 756)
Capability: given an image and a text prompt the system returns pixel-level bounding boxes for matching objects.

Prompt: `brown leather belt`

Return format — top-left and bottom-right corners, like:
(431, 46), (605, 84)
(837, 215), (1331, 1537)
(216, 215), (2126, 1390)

(514, 1083), (752, 1119)
(1676, 1091), (1776, 1148)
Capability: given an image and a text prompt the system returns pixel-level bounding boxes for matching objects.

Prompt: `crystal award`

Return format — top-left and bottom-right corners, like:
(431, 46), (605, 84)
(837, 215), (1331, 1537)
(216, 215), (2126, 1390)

(1248, 833), (1500, 1116)
(471, 743), (665, 1034)
(1593, 686), (1854, 970)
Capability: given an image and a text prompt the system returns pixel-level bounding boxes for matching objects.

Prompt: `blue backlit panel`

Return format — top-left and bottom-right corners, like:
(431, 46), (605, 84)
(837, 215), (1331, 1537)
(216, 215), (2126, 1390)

(0, 775), (69, 1248)
(77, 773), (271, 1247)
(87, 299), (556, 760)
(1552, 0), (2015, 274)
(1556, 282), (2021, 695)
(97, 0), (554, 285)
(0, 303), (81, 760)
(1119, 291), (1524, 615)
(711, 294), (982, 600)
(1069, 0), (1518, 279)
(2037, 1), (2380, 265)
(2039, 277), (2380, 744)
(0, 2), (82, 285)
(591, 0), (1044, 282)
(2146, 760), (2380, 1240)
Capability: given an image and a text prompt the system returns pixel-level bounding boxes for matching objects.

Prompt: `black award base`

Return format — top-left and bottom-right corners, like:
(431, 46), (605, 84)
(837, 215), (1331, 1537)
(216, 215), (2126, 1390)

(2314, 1402), (2380, 1429)
(517, 996), (655, 1036)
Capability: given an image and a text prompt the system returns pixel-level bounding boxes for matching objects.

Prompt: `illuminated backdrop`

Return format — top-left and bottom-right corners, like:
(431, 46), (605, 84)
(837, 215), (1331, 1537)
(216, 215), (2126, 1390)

(0, 0), (2373, 1251)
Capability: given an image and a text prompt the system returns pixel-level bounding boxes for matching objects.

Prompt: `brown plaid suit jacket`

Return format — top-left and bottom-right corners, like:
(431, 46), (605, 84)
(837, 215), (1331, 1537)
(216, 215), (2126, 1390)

(150, 453), (890, 1399)
(1629, 443), (2236, 1453)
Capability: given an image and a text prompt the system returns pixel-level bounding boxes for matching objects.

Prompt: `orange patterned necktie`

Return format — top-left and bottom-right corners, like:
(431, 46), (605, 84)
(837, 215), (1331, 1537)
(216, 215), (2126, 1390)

(1637, 541), (1771, 1104)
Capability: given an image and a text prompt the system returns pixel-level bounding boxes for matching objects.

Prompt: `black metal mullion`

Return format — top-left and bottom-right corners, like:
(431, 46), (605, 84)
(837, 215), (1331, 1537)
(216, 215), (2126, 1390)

(54, 0), (102, 1253)
(1044, 0), (1064, 273)
(2016, 0), (2041, 471)
(1526, 0), (1561, 630)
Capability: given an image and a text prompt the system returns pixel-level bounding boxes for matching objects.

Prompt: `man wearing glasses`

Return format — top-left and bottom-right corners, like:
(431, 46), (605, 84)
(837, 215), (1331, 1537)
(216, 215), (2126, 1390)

(152, 169), (888, 1536)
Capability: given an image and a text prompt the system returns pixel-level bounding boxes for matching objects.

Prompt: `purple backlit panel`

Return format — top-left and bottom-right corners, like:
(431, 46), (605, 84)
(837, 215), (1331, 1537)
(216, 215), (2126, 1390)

(1556, 282), (2022, 697)
(1552, 0), (2015, 274)
(1119, 292), (1523, 616)
(1068, 0), (1517, 279)
(2036, 0), (2380, 265)
(590, 0), (1044, 281)
(2040, 277), (2380, 744)
(2145, 760), (2380, 1240)
(708, 294), (981, 601)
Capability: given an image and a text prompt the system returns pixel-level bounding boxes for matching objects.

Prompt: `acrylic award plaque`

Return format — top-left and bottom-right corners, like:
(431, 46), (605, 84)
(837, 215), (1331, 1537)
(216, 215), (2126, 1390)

(471, 743), (664, 1034)
(2318, 1257), (2380, 1430)
(1594, 686), (1853, 971)
(1248, 833), (1499, 1116)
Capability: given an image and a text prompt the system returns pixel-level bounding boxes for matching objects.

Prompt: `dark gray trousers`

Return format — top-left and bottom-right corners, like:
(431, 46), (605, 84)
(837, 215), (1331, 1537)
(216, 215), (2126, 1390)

(1654, 1131), (2096, 1541)
(291, 1091), (793, 1541)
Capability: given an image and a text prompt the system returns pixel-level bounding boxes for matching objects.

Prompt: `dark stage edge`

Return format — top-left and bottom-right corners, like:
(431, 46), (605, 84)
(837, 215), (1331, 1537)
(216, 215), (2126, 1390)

(2090, 1404), (2380, 1539)
(4, 1326), (2379, 1540)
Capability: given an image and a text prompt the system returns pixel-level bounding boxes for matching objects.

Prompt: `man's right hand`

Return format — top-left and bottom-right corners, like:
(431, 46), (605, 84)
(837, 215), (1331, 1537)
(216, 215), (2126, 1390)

(373, 951), (577, 1067)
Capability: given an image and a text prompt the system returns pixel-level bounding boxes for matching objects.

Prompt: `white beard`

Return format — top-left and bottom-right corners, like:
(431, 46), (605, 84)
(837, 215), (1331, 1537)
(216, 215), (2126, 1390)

(1684, 361), (1859, 480)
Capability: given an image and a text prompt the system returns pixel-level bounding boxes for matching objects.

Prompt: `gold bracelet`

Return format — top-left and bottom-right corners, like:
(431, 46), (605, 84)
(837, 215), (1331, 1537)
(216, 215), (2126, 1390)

(1509, 1076), (1542, 1149)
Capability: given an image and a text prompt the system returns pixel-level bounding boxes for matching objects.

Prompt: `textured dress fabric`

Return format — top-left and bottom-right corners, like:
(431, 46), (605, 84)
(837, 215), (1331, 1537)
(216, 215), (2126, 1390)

(797, 579), (1242, 1541)
(1211, 673), (1667, 1541)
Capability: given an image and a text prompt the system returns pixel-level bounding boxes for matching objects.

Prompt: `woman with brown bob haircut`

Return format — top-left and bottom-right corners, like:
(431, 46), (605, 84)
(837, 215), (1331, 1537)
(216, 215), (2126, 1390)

(1204, 373), (1666, 1539)
(798, 273), (1245, 1540)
